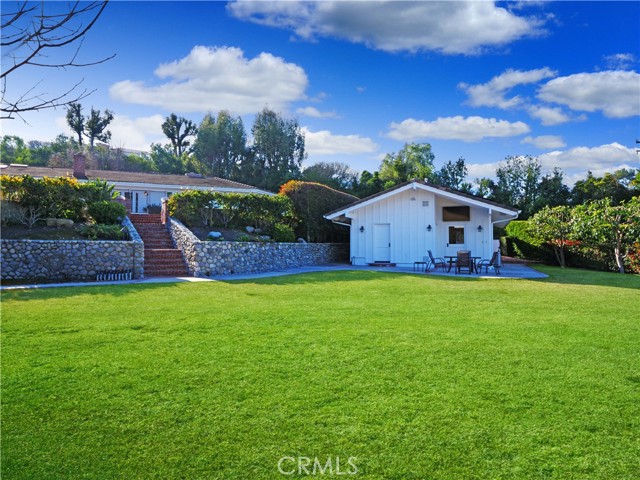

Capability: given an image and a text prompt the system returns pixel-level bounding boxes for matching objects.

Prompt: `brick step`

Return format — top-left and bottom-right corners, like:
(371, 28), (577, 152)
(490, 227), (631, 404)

(144, 243), (175, 249)
(129, 214), (162, 223)
(144, 250), (183, 256)
(145, 270), (189, 277)
(145, 256), (185, 265)
(135, 229), (170, 236)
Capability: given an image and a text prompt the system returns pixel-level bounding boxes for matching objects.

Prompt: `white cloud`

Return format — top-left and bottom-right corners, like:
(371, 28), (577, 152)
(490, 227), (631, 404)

(526, 105), (575, 125)
(228, 1), (544, 55)
(460, 67), (557, 109)
(602, 53), (637, 70)
(109, 115), (165, 152)
(296, 106), (340, 119)
(538, 70), (640, 118)
(467, 161), (500, 180)
(387, 116), (530, 142)
(521, 135), (566, 149)
(301, 127), (378, 155)
(538, 142), (638, 184)
(110, 46), (308, 114)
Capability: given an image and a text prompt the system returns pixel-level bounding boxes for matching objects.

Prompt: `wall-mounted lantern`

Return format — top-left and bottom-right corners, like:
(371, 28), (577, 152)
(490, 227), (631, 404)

(359, 226), (365, 233)
(477, 225), (483, 232)
(143, 191), (149, 196)
(426, 224), (432, 232)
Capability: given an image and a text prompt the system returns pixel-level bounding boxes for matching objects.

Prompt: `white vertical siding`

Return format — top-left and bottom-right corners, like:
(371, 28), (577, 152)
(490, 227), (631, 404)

(350, 188), (436, 265)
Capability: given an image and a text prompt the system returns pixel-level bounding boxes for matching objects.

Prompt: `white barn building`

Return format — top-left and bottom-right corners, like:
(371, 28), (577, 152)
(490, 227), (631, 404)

(325, 180), (519, 267)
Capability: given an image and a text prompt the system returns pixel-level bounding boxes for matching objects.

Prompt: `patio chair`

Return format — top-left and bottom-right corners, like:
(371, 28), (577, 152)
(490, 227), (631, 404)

(477, 251), (501, 275)
(455, 250), (473, 274)
(427, 250), (447, 272)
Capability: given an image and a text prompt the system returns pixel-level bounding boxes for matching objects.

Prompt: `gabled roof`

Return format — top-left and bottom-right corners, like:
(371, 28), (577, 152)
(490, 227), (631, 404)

(325, 180), (519, 223)
(0, 164), (269, 193)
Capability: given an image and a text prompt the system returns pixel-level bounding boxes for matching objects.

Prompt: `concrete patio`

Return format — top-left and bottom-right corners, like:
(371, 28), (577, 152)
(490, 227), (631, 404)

(0, 261), (547, 290)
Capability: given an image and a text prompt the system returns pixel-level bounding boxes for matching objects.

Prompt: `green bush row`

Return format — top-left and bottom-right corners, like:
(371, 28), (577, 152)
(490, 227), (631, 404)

(0, 174), (121, 225)
(167, 190), (296, 241)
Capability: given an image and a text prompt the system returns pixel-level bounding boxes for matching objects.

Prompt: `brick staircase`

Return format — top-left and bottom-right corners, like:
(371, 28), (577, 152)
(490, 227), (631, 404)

(129, 214), (189, 277)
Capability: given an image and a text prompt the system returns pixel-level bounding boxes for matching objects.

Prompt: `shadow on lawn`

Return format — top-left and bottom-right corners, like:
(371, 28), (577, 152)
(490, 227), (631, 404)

(0, 282), (186, 301)
(219, 269), (479, 287)
(532, 265), (640, 290)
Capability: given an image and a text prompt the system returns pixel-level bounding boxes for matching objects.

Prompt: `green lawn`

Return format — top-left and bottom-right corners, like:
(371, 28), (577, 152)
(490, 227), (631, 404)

(2, 267), (639, 479)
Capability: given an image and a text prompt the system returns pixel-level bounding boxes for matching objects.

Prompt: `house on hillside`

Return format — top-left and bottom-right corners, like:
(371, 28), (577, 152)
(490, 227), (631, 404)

(1, 154), (271, 213)
(324, 180), (519, 267)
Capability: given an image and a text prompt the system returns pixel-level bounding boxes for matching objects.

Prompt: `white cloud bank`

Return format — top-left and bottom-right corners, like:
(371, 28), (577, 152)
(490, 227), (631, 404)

(460, 67), (557, 109)
(296, 106), (340, 119)
(110, 46), (308, 114)
(522, 135), (566, 149)
(302, 127), (378, 156)
(109, 115), (165, 152)
(387, 116), (530, 142)
(538, 70), (640, 118)
(538, 142), (637, 173)
(227, 1), (544, 55)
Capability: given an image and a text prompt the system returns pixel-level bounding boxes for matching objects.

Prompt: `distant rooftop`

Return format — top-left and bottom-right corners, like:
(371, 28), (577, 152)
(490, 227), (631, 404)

(0, 164), (268, 192)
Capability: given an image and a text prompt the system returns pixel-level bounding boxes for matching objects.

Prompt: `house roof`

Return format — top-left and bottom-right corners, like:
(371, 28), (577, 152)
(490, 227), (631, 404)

(0, 164), (268, 193)
(325, 180), (519, 224)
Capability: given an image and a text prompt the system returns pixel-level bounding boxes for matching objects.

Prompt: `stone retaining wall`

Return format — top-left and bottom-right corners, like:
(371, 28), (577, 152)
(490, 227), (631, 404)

(168, 218), (349, 277)
(1, 217), (144, 283)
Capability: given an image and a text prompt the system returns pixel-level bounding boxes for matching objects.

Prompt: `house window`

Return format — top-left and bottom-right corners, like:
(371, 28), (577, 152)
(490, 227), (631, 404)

(448, 226), (465, 245)
(443, 206), (470, 221)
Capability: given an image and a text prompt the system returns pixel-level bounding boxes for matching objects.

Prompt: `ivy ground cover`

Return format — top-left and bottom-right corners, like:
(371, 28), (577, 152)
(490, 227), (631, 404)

(2, 268), (639, 479)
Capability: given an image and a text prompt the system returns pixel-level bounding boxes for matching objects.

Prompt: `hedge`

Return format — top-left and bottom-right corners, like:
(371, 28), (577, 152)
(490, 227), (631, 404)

(279, 181), (357, 243)
(167, 190), (295, 239)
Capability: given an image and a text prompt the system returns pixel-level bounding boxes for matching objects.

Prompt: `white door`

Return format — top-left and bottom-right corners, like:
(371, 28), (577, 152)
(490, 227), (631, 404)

(373, 224), (391, 262)
(445, 225), (466, 256)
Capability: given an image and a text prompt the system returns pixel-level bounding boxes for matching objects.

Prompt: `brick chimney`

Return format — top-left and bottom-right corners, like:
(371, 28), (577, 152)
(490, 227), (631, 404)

(73, 153), (87, 179)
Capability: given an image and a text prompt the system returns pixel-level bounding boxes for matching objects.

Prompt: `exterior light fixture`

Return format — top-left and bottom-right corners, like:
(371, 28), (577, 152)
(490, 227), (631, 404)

(427, 224), (432, 232)
(144, 191), (149, 196)
(360, 226), (365, 233)
(477, 225), (483, 232)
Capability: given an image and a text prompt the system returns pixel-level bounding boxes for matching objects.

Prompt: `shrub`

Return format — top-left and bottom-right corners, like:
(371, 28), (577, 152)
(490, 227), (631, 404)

(278, 180), (357, 243)
(167, 191), (295, 232)
(270, 223), (296, 243)
(78, 224), (126, 240)
(88, 201), (127, 225)
(0, 174), (84, 220)
(504, 220), (552, 261)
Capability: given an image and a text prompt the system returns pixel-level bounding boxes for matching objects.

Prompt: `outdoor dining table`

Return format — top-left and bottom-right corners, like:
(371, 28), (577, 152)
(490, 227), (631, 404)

(444, 255), (481, 273)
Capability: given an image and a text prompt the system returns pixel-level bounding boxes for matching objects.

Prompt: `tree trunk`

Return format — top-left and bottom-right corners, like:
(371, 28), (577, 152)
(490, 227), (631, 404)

(615, 244), (625, 274)
(554, 246), (566, 268)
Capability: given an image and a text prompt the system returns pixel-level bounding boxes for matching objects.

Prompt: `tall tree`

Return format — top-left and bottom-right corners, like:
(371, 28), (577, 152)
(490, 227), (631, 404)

(150, 143), (184, 175)
(1, 1), (114, 119)
(84, 107), (114, 150)
(435, 157), (471, 192)
(66, 102), (84, 146)
(492, 155), (541, 218)
(162, 114), (198, 157)
(193, 111), (246, 178)
(530, 205), (575, 268)
(474, 177), (495, 198)
(378, 143), (436, 188)
(352, 170), (384, 198)
(302, 161), (358, 192)
(573, 197), (640, 274)
(571, 171), (635, 206)
(0, 135), (32, 164)
(247, 108), (306, 191)
(532, 167), (571, 213)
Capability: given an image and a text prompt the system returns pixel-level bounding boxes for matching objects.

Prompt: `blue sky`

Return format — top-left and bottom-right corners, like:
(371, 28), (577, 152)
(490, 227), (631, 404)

(2, 1), (639, 185)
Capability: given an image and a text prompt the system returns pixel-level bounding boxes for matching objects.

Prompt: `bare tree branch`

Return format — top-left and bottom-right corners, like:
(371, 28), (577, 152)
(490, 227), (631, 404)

(1, 1), (113, 119)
